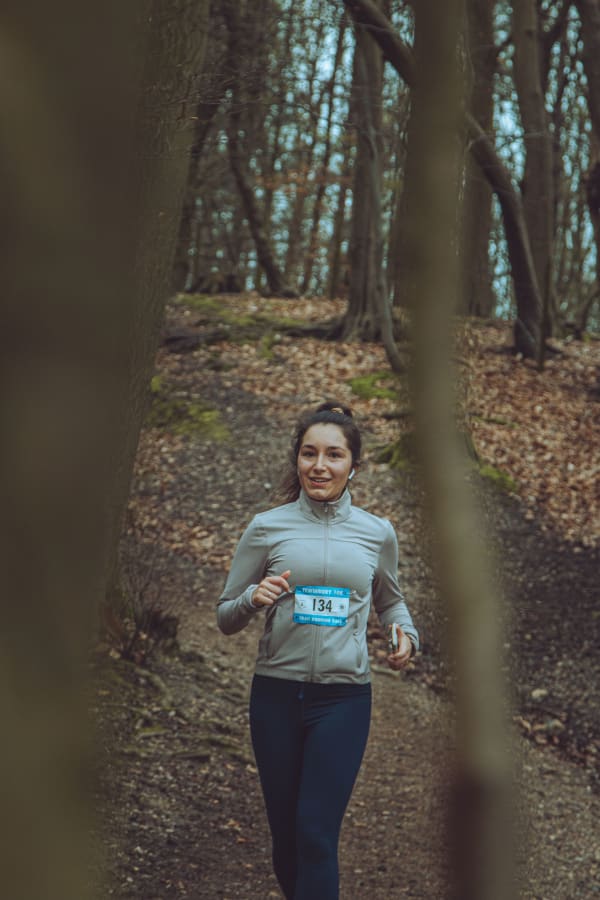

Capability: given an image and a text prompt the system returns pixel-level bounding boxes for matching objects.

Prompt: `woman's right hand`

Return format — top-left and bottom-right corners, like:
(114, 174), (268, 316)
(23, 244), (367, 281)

(251, 570), (292, 608)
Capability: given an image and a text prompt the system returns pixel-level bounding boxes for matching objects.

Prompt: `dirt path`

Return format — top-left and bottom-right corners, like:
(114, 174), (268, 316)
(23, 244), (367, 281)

(97, 304), (600, 899)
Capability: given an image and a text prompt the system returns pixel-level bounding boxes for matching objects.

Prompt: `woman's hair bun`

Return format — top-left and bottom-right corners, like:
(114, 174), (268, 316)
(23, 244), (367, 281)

(315, 400), (353, 418)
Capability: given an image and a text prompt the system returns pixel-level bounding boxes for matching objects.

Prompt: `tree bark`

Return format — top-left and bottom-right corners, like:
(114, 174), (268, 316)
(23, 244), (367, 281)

(405, 2), (516, 896)
(342, 0), (543, 358)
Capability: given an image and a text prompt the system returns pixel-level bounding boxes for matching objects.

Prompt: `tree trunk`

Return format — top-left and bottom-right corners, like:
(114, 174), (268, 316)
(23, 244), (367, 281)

(574, 0), (600, 300)
(405, 2), (516, 897)
(342, 0), (543, 358)
(172, 88), (229, 292)
(387, 84), (411, 307)
(223, 0), (294, 297)
(262, 5), (295, 231)
(513, 0), (555, 358)
(302, 14), (348, 295)
(283, 18), (327, 288)
(0, 0), (209, 896)
(460, 0), (496, 318)
(105, 0), (211, 610)
(328, 138), (353, 298)
(342, 5), (385, 341)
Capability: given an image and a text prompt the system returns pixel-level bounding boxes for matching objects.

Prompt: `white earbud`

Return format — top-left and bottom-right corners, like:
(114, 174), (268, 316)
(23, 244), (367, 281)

(348, 469), (355, 481)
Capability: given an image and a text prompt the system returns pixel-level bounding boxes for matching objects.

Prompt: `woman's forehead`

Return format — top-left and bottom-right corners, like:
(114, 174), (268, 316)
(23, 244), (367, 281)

(301, 423), (349, 448)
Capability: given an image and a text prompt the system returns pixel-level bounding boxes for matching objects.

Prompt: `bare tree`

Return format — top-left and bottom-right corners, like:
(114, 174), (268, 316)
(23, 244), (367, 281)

(342, 2), (386, 340)
(302, 13), (349, 295)
(222, 0), (295, 297)
(574, 0), (600, 306)
(460, 0), (496, 318)
(512, 0), (555, 356)
(342, 0), (543, 358)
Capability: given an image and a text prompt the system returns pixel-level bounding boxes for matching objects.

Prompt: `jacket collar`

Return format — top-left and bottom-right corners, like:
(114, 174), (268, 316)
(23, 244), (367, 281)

(298, 487), (352, 523)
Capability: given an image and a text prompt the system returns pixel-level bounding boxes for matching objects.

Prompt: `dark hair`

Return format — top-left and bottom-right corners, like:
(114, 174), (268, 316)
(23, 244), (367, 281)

(279, 400), (362, 503)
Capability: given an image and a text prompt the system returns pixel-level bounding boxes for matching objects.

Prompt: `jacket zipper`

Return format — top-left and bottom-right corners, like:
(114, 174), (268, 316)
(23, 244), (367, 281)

(309, 502), (330, 680)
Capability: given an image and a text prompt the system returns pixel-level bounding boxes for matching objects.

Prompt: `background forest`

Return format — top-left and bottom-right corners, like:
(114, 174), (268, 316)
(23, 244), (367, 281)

(175, 0), (600, 358)
(1, 1), (599, 899)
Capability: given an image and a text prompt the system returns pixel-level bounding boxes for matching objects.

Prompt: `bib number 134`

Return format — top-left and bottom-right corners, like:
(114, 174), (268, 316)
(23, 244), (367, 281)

(293, 585), (350, 627)
(313, 597), (333, 613)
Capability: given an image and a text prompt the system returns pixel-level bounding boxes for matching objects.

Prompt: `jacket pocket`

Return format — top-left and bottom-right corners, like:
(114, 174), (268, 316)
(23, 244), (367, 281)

(352, 616), (365, 670)
(266, 602), (289, 659)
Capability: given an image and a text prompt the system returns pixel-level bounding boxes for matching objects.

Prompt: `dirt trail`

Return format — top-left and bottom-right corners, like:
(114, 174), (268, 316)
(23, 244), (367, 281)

(98, 311), (600, 900)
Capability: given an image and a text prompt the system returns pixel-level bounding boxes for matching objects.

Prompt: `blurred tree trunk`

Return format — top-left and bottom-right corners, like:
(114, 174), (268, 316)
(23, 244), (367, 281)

(460, 0), (496, 318)
(513, 0), (555, 356)
(0, 2), (209, 897)
(342, 3), (385, 340)
(343, 0), (543, 358)
(105, 0), (211, 611)
(404, 1), (516, 897)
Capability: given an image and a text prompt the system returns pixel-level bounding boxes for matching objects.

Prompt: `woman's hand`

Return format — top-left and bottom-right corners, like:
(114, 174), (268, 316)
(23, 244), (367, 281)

(387, 625), (413, 671)
(251, 570), (292, 608)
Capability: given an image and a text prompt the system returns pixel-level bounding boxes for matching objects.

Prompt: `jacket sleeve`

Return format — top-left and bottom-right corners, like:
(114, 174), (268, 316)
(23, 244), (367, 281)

(216, 515), (269, 635)
(372, 520), (419, 652)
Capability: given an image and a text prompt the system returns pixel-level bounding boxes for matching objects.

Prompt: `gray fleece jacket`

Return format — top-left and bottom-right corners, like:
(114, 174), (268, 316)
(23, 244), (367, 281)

(217, 488), (419, 684)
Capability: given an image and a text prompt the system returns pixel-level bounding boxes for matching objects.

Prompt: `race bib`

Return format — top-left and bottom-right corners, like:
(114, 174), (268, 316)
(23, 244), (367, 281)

(293, 585), (350, 627)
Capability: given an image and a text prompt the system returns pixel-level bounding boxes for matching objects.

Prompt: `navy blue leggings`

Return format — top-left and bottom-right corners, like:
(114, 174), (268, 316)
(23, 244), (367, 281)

(249, 674), (371, 900)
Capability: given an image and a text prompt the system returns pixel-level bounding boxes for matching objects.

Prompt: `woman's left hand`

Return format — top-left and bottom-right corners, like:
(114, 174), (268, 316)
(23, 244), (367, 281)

(387, 626), (413, 671)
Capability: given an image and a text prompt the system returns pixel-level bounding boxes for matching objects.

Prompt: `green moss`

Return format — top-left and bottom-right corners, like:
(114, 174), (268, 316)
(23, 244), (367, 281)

(146, 381), (230, 440)
(259, 330), (283, 360)
(270, 315), (305, 329)
(174, 294), (221, 313)
(471, 414), (518, 428)
(478, 463), (518, 493)
(374, 432), (417, 470)
(225, 313), (259, 328)
(348, 370), (400, 401)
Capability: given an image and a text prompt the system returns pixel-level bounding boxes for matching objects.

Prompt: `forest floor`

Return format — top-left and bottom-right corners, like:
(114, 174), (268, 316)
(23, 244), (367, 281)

(95, 294), (600, 899)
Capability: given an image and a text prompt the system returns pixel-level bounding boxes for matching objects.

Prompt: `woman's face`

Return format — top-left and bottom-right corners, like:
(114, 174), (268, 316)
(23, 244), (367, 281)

(297, 423), (353, 502)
